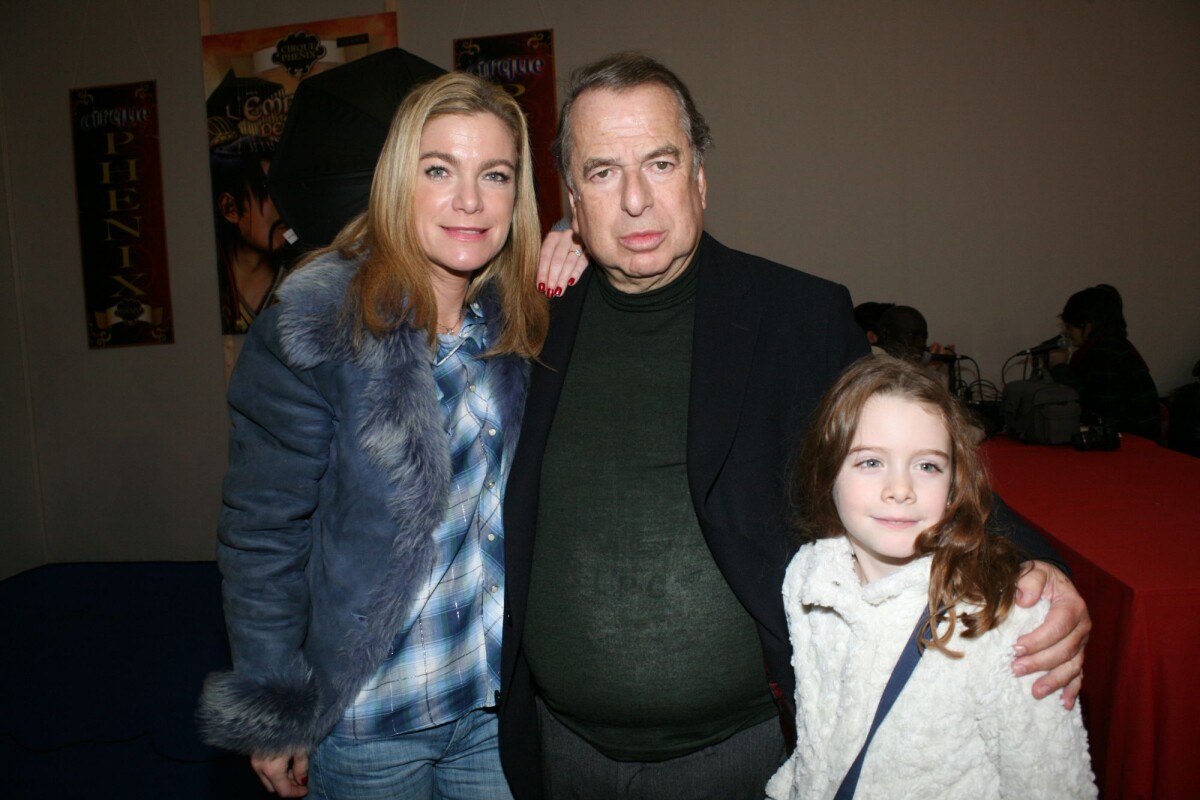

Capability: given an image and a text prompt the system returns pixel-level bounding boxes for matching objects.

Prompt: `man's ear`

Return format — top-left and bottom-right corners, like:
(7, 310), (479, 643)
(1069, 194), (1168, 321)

(567, 189), (581, 235)
(697, 163), (708, 210)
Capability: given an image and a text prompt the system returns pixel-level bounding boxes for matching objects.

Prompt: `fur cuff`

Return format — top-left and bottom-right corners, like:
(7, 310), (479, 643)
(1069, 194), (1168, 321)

(197, 667), (321, 756)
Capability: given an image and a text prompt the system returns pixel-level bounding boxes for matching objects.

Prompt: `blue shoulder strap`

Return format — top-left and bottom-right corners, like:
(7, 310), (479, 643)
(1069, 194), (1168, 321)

(834, 608), (932, 799)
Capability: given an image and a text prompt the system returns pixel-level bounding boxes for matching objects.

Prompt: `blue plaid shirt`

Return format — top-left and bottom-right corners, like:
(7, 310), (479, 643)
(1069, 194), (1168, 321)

(335, 301), (507, 737)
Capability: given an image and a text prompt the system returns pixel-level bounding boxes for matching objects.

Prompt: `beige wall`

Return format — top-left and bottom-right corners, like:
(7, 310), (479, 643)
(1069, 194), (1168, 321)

(2, 0), (1197, 578)
(398, 1), (1199, 388)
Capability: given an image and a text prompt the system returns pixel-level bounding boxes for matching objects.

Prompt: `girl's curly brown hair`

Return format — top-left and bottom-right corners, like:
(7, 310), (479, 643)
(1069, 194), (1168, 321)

(788, 355), (1026, 655)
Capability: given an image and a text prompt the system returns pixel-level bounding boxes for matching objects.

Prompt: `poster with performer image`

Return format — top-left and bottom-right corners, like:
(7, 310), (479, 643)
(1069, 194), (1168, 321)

(454, 29), (561, 235)
(202, 13), (397, 334)
(71, 81), (174, 349)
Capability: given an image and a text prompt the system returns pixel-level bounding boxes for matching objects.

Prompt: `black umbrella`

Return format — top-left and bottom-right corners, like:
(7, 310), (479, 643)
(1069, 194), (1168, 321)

(268, 47), (446, 247)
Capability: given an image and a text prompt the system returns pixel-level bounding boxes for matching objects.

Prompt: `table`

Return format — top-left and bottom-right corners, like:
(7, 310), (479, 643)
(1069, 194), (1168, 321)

(983, 435), (1200, 800)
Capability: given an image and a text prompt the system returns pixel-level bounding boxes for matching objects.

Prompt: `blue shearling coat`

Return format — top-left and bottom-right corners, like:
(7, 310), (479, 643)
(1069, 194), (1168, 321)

(198, 252), (529, 756)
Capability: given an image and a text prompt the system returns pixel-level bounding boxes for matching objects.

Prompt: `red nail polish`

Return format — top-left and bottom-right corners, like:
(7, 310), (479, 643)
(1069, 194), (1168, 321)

(554, 287), (563, 297)
(567, 278), (576, 286)
(538, 282), (545, 293)
(300, 775), (309, 786)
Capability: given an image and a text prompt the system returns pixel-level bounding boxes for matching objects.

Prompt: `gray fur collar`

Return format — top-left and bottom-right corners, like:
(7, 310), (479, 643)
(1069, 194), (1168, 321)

(274, 251), (529, 464)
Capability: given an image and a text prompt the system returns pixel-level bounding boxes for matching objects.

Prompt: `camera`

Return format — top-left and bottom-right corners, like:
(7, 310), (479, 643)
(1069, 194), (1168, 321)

(1072, 418), (1121, 451)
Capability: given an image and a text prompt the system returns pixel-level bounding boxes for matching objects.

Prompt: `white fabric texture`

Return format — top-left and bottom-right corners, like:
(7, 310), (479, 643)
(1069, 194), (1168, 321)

(766, 538), (1096, 800)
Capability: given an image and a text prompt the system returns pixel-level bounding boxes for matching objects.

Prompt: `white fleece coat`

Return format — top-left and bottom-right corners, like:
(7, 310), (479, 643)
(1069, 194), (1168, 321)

(766, 538), (1096, 800)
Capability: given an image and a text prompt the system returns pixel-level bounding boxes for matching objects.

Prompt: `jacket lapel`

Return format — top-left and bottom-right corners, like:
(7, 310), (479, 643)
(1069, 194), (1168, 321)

(522, 269), (593, 443)
(687, 234), (761, 500)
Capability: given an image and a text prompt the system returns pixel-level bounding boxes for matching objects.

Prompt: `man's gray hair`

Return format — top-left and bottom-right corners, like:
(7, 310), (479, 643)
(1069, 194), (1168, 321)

(552, 52), (713, 191)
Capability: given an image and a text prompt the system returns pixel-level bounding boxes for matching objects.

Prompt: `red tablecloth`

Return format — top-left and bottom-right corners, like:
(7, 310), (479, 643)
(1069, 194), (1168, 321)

(983, 435), (1200, 800)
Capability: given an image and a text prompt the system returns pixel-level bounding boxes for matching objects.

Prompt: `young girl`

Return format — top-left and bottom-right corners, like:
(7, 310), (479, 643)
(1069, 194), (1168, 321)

(766, 356), (1096, 799)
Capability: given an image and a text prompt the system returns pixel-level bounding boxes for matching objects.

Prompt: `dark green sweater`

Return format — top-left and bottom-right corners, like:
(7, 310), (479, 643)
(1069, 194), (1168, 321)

(523, 261), (776, 762)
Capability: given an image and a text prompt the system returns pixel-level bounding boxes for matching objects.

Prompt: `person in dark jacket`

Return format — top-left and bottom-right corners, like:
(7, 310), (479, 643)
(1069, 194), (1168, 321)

(1050, 286), (1161, 441)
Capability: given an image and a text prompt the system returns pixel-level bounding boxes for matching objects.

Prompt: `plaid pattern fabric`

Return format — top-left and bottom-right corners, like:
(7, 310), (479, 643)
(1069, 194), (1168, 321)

(335, 302), (507, 737)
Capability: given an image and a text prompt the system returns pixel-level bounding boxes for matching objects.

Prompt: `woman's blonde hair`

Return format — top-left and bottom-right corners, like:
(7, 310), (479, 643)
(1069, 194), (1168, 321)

(790, 355), (1025, 655)
(305, 71), (547, 357)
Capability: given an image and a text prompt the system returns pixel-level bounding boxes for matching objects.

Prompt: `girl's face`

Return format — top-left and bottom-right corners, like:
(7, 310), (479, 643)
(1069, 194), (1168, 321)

(412, 112), (518, 283)
(833, 394), (952, 584)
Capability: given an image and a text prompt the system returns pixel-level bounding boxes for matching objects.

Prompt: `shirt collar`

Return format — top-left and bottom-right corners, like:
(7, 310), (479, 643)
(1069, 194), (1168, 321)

(434, 300), (488, 365)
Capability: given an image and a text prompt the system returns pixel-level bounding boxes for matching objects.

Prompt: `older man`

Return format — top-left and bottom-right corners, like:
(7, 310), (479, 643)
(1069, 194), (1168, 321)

(499, 53), (1089, 800)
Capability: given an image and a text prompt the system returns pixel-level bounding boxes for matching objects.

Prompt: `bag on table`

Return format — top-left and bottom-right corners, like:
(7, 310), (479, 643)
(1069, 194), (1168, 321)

(1002, 378), (1081, 445)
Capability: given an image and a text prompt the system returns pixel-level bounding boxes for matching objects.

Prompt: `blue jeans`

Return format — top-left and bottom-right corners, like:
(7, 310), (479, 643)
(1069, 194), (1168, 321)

(308, 708), (513, 800)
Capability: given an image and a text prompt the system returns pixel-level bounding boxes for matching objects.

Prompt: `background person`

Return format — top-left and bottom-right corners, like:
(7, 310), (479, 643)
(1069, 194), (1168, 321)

(1049, 286), (1161, 441)
(199, 72), (547, 799)
(853, 300), (894, 349)
(875, 304), (956, 362)
(875, 304), (956, 389)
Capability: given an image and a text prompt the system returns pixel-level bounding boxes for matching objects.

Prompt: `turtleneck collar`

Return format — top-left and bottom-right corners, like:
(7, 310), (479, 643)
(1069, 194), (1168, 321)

(591, 251), (700, 313)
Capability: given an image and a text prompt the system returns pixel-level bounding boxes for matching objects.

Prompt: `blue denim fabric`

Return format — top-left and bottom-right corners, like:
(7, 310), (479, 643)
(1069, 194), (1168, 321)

(309, 708), (512, 800)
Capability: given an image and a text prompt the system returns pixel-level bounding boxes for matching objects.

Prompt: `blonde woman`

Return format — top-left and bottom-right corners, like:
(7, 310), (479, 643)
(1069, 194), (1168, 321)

(200, 72), (546, 799)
